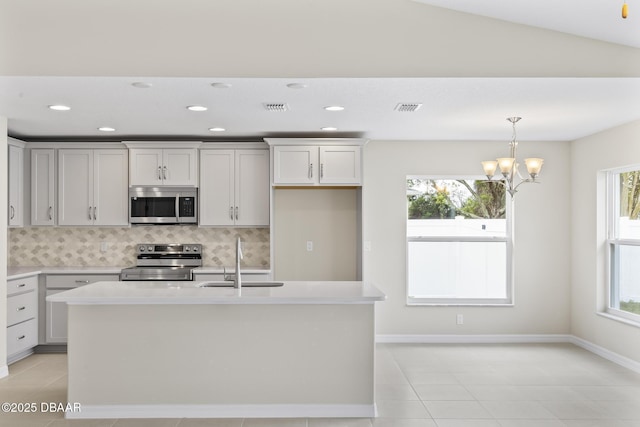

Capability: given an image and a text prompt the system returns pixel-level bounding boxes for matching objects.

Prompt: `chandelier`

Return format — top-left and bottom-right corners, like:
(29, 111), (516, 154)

(481, 117), (544, 197)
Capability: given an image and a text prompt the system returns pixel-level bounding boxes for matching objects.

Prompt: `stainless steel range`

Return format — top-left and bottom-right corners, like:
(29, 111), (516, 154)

(120, 243), (202, 281)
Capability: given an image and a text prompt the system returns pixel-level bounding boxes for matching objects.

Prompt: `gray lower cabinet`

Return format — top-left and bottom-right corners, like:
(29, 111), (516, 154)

(44, 274), (119, 344)
(7, 275), (38, 363)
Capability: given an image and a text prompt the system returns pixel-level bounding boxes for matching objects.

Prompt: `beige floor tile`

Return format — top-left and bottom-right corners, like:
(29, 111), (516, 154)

(423, 401), (492, 419)
(112, 419), (181, 427)
(496, 420), (566, 427)
(308, 418), (373, 427)
(375, 401), (431, 419)
(538, 401), (614, 420)
(431, 420), (500, 427)
(47, 419), (118, 427)
(241, 419), (306, 427)
(464, 386), (528, 402)
(412, 385), (474, 401)
(176, 419), (243, 427)
(371, 419), (437, 427)
(376, 384), (420, 400)
(479, 401), (557, 419)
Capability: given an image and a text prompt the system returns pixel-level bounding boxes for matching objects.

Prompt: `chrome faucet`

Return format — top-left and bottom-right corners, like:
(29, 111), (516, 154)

(234, 236), (243, 289)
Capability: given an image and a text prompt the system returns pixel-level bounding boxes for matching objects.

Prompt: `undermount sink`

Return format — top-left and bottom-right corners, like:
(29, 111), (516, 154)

(199, 281), (284, 288)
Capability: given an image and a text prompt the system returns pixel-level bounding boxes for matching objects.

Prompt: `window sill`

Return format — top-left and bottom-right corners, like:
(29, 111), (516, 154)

(597, 311), (640, 328)
(407, 301), (514, 307)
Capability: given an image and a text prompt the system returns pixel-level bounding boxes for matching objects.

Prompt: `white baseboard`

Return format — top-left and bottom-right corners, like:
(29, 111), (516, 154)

(569, 335), (640, 374)
(65, 404), (377, 419)
(0, 365), (7, 379)
(376, 334), (572, 344)
(376, 334), (640, 374)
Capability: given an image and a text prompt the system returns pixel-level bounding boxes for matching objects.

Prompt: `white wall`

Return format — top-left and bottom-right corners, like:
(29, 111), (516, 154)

(571, 120), (640, 364)
(2, 0), (640, 78)
(363, 139), (571, 335)
(274, 189), (358, 281)
(0, 117), (8, 375)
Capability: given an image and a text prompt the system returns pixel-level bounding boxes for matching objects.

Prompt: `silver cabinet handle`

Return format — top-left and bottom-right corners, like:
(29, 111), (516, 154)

(309, 163), (313, 179)
(157, 166), (162, 180)
(10, 205), (15, 219)
(17, 283), (26, 288)
(88, 207), (92, 220)
(229, 206), (234, 220)
(235, 206), (239, 220)
(75, 280), (90, 284)
(17, 306), (26, 312)
(48, 206), (53, 220)
(321, 163), (324, 178)
(93, 206), (97, 220)
(163, 166), (168, 180)
(17, 335), (26, 340)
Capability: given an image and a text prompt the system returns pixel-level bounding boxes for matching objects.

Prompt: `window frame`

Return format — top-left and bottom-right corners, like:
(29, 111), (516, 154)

(606, 166), (640, 325)
(406, 175), (514, 306)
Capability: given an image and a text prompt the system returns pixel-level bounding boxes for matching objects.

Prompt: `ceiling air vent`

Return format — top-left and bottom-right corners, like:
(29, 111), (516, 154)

(395, 103), (422, 112)
(263, 103), (289, 112)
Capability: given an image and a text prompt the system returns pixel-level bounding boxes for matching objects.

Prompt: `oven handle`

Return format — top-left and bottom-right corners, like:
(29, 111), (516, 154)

(175, 196), (180, 223)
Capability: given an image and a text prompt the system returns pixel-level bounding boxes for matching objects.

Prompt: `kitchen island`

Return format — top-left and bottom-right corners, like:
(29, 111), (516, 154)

(47, 280), (385, 419)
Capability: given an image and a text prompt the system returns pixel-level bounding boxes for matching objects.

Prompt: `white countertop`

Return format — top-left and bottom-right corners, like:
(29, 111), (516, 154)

(46, 280), (386, 305)
(8, 266), (125, 280)
(193, 267), (271, 274)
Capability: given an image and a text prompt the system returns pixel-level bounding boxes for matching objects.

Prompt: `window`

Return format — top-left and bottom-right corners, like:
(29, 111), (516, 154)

(607, 167), (640, 323)
(406, 177), (512, 305)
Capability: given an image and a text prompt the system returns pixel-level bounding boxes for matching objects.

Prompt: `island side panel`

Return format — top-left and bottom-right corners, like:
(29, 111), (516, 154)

(67, 303), (375, 415)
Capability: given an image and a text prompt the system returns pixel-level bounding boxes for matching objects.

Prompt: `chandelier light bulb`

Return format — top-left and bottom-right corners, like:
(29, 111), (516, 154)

(481, 161), (498, 179)
(497, 157), (515, 175)
(525, 158), (544, 178)
(623, 1), (629, 18)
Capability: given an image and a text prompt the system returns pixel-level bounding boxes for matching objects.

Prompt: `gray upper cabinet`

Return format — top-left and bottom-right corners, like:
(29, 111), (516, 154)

(8, 139), (24, 227)
(31, 148), (56, 226)
(58, 149), (128, 226)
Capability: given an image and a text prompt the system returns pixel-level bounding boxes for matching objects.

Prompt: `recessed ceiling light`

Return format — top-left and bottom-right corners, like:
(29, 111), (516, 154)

(208, 127), (226, 132)
(187, 105), (208, 112)
(210, 82), (232, 89)
(98, 127), (116, 132)
(324, 106), (345, 111)
(321, 127), (338, 131)
(131, 82), (153, 89)
(286, 83), (308, 89)
(48, 105), (71, 111)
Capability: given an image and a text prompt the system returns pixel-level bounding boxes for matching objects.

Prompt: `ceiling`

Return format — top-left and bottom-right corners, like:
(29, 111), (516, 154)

(2, 1), (640, 143)
(413, 0), (640, 48)
(2, 76), (640, 142)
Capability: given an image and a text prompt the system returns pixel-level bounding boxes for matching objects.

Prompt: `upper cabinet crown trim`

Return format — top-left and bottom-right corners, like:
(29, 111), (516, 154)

(123, 141), (203, 149)
(264, 138), (368, 147)
(8, 137), (26, 148)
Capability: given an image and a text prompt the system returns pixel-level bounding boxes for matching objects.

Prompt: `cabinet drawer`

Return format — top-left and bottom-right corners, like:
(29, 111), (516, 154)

(7, 275), (38, 296)
(7, 318), (38, 357)
(8, 291), (37, 327)
(46, 274), (119, 289)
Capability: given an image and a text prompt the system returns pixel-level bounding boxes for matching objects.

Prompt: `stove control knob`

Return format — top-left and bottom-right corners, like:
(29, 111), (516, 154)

(192, 246), (199, 252)
(185, 247), (190, 252)
(139, 246), (146, 252)
(147, 245), (153, 252)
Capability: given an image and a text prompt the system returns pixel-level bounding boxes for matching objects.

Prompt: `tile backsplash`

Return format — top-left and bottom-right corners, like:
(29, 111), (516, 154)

(8, 226), (270, 267)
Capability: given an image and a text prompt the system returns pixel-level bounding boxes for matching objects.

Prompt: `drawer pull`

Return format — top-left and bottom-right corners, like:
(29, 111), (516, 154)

(75, 280), (90, 284)
(17, 335), (26, 340)
(17, 283), (26, 288)
(17, 306), (26, 311)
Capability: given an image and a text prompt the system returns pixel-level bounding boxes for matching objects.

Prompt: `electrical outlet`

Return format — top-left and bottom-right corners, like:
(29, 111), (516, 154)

(456, 314), (464, 325)
(306, 241), (313, 251)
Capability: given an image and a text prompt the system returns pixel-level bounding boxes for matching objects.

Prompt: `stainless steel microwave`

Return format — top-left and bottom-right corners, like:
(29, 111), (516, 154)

(129, 187), (197, 224)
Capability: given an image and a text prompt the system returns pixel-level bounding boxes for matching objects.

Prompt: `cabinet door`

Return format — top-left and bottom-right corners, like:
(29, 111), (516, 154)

(58, 150), (93, 226)
(31, 149), (56, 226)
(93, 150), (129, 226)
(8, 144), (23, 227)
(163, 149), (197, 186)
(236, 150), (270, 226)
(319, 146), (362, 185)
(272, 146), (317, 184)
(129, 149), (163, 186)
(199, 150), (234, 226)
(45, 289), (69, 344)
